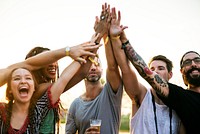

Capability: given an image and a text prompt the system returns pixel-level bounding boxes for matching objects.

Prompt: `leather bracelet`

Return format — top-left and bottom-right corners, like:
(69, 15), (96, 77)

(121, 40), (129, 49)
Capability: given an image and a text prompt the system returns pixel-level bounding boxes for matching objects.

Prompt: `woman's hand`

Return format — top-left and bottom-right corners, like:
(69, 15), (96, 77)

(69, 41), (102, 63)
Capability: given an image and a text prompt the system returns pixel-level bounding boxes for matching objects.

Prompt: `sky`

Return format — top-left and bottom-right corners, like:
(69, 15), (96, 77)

(0, 0), (200, 114)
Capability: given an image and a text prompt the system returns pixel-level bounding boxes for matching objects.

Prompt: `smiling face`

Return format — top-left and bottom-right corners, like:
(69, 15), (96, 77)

(9, 68), (35, 103)
(41, 62), (58, 82)
(181, 52), (200, 87)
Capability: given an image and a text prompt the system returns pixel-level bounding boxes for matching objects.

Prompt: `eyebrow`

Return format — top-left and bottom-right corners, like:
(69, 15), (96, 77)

(184, 57), (200, 60)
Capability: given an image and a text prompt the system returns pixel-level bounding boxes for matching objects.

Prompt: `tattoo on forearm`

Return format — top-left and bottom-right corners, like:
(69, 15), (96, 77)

(124, 44), (148, 77)
(124, 43), (168, 97)
(154, 75), (168, 97)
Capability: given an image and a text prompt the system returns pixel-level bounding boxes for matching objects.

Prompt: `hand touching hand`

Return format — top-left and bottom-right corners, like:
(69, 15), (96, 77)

(94, 3), (111, 39)
(110, 7), (127, 38)
(69, 39), (102, 63)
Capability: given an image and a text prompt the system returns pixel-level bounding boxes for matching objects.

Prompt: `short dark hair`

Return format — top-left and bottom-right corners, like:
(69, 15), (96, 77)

(148, 55), (173, 72)
(180, 51), (200, 68)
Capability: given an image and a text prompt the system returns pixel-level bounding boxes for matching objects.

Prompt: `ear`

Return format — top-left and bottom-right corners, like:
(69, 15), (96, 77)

(168, 71), (173, 79)
(180, 68), (184, 74)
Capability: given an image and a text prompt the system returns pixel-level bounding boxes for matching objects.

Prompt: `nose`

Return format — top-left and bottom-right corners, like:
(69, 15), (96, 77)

(191, 60), (197, 67)
(20, 77), (27, 84)
(154, 68), (159, 74)
(90, 63), (97, 71)
(50, 62), (58, 66)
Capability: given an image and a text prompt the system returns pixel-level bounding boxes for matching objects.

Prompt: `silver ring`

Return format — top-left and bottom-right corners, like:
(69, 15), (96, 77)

(101, 15), (105, 20)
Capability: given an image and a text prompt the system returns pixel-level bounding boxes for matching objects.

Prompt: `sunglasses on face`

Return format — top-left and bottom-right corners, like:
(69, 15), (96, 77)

(181, 57), (200, 67)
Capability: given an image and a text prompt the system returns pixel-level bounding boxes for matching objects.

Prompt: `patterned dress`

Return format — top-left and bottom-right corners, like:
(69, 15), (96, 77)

(0, 88), (59, 134)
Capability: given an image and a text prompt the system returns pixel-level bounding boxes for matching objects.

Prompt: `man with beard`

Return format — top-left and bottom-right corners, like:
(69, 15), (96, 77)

(121, 43), (200, 133)
(180, 51), (200, 87)
(65, 55), (123, 134)
(65, 3), (124, 134)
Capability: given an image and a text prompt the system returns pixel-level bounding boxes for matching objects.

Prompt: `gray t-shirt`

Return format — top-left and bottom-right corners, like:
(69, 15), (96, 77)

(65, 82), (123, 134)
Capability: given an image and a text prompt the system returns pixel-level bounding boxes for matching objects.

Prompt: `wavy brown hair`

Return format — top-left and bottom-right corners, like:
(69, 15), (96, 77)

(25, 46), (61, 133)
(5, 67), (39, 133)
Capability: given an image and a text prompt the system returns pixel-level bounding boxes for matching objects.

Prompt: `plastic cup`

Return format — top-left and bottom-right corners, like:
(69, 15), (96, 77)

(90, 119), (101, 132)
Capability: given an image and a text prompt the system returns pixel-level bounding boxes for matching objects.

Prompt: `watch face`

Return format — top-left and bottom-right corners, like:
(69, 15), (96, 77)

(66, 47), (70, 56)
(66, 46), (70, 51)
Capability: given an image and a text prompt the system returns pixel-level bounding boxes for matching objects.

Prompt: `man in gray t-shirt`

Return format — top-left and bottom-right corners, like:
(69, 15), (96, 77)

(65, 39), (124, 134)
(65, 3), (131, 134)
(65, 80), (123, 134)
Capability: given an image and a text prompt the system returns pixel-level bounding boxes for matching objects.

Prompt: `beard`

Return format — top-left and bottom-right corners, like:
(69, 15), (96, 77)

(183, 66), (200, 87)
(86, 74), (101, 82)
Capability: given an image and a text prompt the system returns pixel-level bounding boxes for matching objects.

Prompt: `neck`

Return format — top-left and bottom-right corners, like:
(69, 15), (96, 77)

(82, 80), (103, 101)
(13, 102), (29, 114)
(188, 85), (200, 93)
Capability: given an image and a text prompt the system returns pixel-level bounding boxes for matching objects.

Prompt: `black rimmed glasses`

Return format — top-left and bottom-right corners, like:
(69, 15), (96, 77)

(181, 57), (200, 67)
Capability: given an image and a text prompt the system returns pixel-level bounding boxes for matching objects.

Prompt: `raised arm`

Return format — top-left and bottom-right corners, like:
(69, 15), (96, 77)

(99, 3), (121, 92)
(122, 37), (169, 97)
(51, 60), (81, 104)
(0, 48), (66, 87)
(63, 34), (101, 92)
(0, 43), (101, 87)
(109, 7), (147, 104)
(49, 41), (101, 103)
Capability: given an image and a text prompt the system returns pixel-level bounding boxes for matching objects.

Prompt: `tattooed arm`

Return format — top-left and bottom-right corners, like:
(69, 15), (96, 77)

(121, 33), (169, 97)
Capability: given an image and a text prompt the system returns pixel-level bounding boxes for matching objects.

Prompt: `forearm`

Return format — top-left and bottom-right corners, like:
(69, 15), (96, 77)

(25, 47), (66, 70)
(0, 68), (10, 86)
(104, 37), (121, 91)
(0, 47), (66, 87)
(63, 58), (93, 92)
(111, 38), (130, 73)
(123, 42), (169, 97)
(111, 38), (143, 101)
(104, 37), (118, 70)
(51, 61), (81, 104)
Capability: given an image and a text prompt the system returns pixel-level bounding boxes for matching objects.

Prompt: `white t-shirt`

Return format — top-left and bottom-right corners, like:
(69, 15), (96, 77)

(131, 89), (180, 134)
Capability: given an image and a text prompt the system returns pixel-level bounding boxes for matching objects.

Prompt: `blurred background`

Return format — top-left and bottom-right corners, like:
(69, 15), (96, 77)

(0, 0), (200, 133)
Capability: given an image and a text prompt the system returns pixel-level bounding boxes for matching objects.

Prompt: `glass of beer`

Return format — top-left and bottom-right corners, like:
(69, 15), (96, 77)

(90, 119), (101, 132)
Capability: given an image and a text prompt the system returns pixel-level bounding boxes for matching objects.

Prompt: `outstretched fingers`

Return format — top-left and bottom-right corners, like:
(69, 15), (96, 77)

(90, 33), (100, 43)
(117, 10), (121, 22)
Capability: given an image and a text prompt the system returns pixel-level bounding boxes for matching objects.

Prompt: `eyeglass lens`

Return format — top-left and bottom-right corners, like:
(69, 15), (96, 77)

(182, 57), (200, 67)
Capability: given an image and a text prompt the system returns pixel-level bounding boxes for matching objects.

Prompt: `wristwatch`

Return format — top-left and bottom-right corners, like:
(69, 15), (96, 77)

(65, 46), (70, 56)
